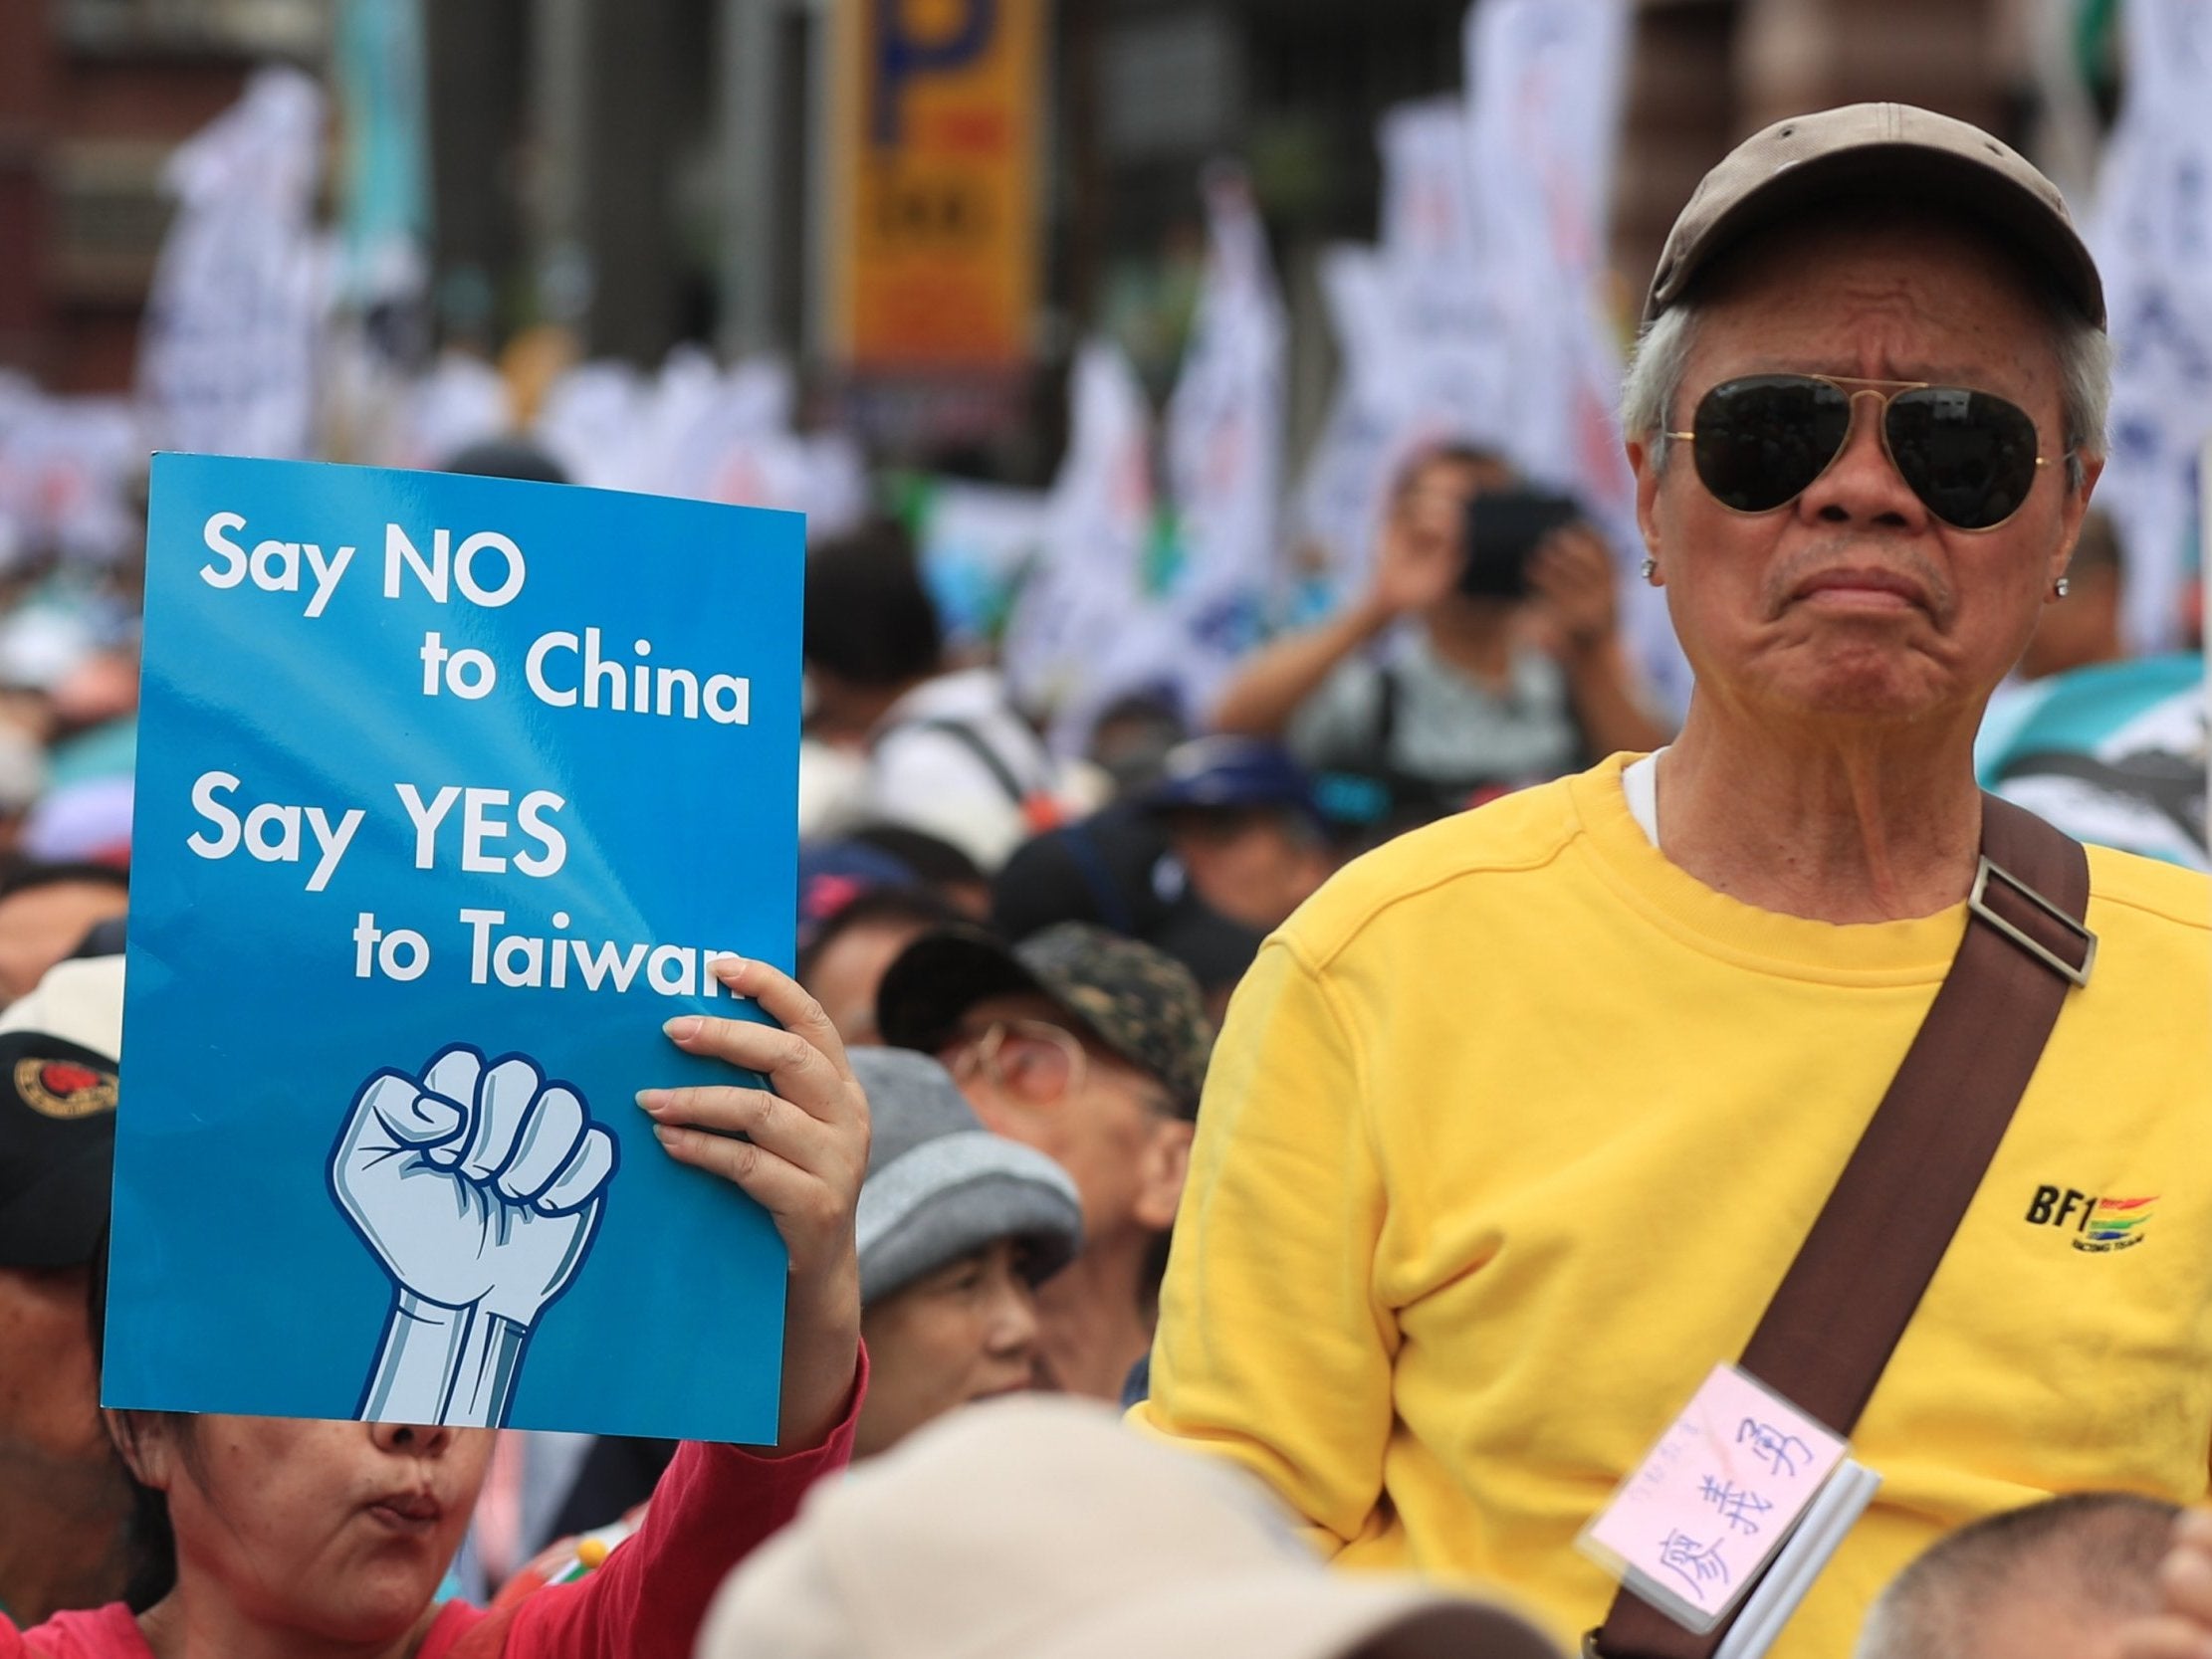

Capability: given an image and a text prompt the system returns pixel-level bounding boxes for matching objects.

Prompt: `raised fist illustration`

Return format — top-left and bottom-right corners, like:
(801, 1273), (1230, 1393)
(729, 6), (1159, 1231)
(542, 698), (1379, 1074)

(332, 1045), (617, 1426)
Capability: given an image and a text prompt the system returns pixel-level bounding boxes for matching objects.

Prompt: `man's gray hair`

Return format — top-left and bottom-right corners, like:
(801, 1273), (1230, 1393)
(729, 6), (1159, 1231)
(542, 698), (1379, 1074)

(1621, 290), (2111, 496)
(1851, 1492), (2178, 1659)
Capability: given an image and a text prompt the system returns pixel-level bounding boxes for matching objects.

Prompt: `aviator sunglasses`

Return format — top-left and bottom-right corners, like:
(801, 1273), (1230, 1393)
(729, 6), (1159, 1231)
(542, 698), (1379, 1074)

(1667, 374), (2062, 531)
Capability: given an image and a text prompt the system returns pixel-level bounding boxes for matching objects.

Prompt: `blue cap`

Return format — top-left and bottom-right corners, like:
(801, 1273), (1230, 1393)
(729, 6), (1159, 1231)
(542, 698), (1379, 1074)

(797, 838), (919, 947)
(1140, 736), (1322, 824)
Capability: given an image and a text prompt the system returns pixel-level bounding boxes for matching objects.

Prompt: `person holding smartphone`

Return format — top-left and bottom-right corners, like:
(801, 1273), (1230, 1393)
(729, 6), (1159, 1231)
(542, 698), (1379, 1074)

(1210, 448), (1668, 833)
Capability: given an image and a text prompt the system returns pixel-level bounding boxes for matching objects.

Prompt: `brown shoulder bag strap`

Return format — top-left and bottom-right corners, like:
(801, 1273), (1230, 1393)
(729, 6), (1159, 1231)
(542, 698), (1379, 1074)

(1589, 795), (2095, 1659)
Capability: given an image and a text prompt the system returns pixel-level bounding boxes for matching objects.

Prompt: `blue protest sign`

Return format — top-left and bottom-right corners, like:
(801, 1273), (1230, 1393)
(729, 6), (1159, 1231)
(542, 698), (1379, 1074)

(108, 455), (802, 1442)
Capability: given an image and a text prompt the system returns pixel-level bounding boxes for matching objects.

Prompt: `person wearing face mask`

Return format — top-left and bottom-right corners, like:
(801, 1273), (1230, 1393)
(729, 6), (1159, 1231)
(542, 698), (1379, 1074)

(0, 953), (871, 1659)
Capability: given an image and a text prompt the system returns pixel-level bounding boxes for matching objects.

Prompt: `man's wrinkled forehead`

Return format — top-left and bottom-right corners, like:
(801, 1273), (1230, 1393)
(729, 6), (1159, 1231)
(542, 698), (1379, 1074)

(1688, 198), (2061, 332)
(1681, 205), (2068, 391)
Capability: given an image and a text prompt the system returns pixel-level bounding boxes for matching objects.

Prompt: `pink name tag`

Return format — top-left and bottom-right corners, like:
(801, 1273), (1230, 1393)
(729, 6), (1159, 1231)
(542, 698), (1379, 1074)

(1579, 1363), (1849, 1633)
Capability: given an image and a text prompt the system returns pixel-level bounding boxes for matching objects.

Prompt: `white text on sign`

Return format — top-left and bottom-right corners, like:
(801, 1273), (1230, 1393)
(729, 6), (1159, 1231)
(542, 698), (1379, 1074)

(196, 513), (751, 727)
(186, 774), (572, 891)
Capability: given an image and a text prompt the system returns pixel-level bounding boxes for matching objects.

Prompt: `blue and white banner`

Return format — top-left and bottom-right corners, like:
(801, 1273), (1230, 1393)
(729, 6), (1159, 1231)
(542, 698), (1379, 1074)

(108, 455), (803, 1441)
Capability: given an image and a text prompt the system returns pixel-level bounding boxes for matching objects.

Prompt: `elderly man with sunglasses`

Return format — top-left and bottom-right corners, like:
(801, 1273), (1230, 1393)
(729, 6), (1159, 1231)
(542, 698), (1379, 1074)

(1132, 104), (2210, 1659)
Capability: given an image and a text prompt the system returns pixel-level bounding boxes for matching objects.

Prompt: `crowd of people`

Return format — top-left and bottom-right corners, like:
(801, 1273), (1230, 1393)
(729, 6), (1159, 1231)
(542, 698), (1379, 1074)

(1, 100), (2210, 1659)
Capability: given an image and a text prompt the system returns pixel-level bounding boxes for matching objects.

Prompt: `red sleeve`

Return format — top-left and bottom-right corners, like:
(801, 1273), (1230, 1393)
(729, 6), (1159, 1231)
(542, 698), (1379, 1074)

(6, 1604), (151, 1658)
(438, 1345), (866, 1659)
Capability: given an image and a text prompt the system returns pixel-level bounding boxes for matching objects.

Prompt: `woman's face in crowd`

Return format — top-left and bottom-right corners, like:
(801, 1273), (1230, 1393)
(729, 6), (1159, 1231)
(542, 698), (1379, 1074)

(804, 917), (933, 1046)
(854, 1238), (1040, 1458)
(125, 1412), (492, 1644)
(0, 878), (128, 1002)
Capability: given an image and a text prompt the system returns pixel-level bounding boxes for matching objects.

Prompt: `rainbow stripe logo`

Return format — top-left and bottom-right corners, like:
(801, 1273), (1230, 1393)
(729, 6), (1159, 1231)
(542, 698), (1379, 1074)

(2074, 1195), (2157, 1253)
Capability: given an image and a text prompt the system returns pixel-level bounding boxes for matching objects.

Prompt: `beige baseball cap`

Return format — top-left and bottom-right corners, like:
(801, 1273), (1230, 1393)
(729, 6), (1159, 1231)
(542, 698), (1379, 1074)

(1644, 102), (2104, 328)
(699, 1396), (1563, 1659)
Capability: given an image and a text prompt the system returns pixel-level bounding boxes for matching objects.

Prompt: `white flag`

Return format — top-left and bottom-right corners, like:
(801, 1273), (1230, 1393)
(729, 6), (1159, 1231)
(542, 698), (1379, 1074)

(0, 376), (145, 570)
(1157, 165), (1290, 712)
(1293, 243), (1416, 606)
(541, 348), (867, 535)
(390, 349), (510, 470)
(1289, 100), (1511, 614)
(0, 373), (40, 570)
(15, 397), (144, 567)
(1378, 99), (1511, 452)
(1461, 0), (1631, 519)
(1001, 341), (1158, 748)
(1462, 0), (1685, 712)
(533, 360), (653, 490)
(657, 353), (868, 534)
(2091, 0), (2212, 654)
(138, 67), (330, 462)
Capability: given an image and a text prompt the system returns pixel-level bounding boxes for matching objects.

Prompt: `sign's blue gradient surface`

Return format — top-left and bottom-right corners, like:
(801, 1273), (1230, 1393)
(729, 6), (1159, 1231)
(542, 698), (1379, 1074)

(110, 455), (801, 1442)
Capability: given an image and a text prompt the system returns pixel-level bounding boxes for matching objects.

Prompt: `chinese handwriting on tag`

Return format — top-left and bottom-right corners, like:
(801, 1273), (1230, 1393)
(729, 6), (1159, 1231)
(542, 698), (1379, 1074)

(1698, 1476), (1774, 1535)
(1737, 1418), (1813, 1479)
(1658, 1529), (1733, 1597)
(1582, 1364), (1849, 1628)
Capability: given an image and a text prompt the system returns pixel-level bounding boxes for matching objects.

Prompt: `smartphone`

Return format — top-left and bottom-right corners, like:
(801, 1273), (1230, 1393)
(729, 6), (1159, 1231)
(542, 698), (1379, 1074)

(1459, 489), (1581, 600)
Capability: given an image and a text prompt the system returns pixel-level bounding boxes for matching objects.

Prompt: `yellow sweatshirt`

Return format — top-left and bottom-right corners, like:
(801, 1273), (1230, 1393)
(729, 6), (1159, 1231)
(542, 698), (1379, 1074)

(1135, 754), (2212, 1659)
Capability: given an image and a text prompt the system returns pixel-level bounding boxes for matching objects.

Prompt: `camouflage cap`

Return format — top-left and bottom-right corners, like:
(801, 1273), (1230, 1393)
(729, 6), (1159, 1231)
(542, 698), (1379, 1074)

(875, 923), (1215, 1119)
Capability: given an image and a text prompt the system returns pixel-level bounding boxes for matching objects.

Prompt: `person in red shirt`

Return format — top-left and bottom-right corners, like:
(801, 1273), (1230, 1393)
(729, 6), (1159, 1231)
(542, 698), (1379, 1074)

(1, 954), (869, 1659)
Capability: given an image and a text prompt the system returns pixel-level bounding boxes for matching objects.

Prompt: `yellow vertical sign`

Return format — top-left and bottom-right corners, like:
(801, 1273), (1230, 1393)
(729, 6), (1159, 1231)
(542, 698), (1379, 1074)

(830, 0), (1042, 370)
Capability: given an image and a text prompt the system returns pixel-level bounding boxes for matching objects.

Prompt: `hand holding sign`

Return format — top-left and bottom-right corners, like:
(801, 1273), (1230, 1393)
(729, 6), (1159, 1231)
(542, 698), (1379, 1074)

(332, 1045), (618, 1427)
(640, 953), (868, 1452)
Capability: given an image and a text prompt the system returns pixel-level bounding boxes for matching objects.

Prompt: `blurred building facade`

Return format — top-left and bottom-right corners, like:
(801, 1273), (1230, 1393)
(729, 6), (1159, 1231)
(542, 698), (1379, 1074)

(0, 0), (323, 392)
(0, 0), (2096, 461)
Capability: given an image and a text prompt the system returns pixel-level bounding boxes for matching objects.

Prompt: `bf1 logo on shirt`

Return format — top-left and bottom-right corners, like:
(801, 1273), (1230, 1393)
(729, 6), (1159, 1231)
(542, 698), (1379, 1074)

(2024, 1184), (2158, 1253)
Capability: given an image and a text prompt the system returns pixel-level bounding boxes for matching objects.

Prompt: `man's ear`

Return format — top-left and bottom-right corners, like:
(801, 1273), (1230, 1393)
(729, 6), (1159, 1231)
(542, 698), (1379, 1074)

(1133, 1118), (1196, 1233)
(2049, 452), (2106, 591)
(1629, 435), (1666, 584)
(107, 1409), (171, 1492)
